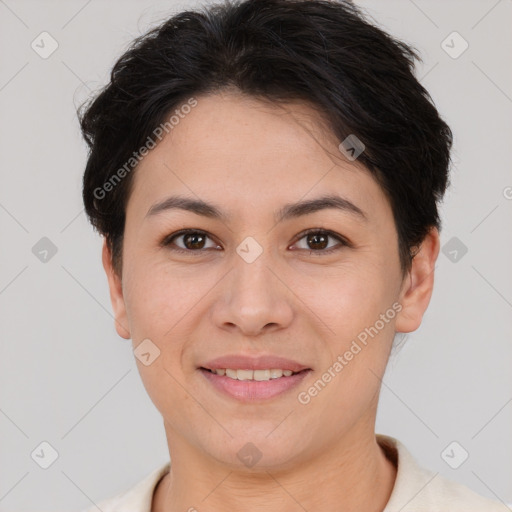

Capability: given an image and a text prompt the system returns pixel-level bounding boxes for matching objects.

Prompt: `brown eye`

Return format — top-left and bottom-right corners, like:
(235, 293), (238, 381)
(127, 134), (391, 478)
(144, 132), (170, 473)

(292, 229), (348, 254)
(162, 230), (220, 253)
(306, 232), (329, 250)
(182, 232), (207, 250)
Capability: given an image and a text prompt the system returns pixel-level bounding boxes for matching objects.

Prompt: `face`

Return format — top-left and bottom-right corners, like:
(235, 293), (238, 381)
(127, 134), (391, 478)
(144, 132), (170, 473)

(103, 90), (438, 469)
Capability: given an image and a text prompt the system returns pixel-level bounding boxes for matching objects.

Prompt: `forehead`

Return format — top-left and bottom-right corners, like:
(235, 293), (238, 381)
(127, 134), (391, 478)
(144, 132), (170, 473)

(127, 92), (390, 225)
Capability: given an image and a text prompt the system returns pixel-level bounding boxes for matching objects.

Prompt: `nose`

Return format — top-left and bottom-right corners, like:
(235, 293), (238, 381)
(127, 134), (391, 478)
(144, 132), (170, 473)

(210, 247), (294, 337)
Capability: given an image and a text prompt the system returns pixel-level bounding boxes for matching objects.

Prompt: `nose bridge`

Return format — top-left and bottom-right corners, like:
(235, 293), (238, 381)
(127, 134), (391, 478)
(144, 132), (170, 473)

(213, 235), (294, 334)
(228, 221), (290, 292)
(232, 235), (280, 304)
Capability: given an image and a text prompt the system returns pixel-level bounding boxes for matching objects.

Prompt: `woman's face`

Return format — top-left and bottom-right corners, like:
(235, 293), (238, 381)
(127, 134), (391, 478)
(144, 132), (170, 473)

(104, 91), (434, 469)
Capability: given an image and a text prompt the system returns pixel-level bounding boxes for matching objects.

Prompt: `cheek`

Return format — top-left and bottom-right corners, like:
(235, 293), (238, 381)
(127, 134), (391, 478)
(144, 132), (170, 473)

(124, 264), (202, 418)
(298, 262), (398, 407)
(301, 263), (396, 339)
(124, 259), (198, 336)
(300, 275), (395, 428)
(124, 261), (213, 380)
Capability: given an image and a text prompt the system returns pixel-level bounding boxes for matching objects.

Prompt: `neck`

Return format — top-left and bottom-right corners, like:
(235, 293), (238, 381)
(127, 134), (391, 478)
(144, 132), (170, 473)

(153, 422), (397, 512)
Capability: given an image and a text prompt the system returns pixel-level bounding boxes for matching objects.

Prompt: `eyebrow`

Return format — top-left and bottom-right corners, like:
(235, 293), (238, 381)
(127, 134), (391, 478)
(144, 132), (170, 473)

(145, 194), (367, 223)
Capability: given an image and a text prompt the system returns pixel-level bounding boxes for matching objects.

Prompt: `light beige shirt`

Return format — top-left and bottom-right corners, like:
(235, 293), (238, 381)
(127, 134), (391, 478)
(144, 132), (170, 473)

(82, 434), (506, 511)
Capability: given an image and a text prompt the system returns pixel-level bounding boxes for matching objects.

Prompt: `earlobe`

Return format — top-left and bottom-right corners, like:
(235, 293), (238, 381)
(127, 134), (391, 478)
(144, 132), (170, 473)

(101, 238), (131, 339)
(395, 228), (440, 333)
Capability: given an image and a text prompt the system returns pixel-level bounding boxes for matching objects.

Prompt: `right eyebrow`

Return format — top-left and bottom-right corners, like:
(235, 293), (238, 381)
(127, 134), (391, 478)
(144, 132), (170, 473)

(145, 195), (229, 222)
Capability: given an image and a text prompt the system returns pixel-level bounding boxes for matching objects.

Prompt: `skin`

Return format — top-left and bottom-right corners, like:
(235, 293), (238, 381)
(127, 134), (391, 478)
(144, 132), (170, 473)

(102, 89), (440, 512)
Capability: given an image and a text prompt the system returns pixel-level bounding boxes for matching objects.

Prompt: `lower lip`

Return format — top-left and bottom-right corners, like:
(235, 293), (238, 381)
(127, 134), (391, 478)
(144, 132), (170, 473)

(199, 368), (311, 402)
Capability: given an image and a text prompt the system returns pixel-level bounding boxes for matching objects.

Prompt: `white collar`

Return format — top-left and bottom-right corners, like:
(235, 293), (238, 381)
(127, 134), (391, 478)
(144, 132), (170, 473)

(92, 434), (503, 512)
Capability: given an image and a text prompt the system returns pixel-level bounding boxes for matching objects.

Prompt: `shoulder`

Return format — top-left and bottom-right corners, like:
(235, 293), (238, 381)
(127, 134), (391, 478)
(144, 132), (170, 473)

(79, 461), (170, 512)
(377, 434), (506, 512)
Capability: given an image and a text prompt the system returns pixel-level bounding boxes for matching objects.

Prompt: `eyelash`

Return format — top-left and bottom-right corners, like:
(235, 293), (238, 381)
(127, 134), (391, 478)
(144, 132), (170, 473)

(160, 228), (350, 256)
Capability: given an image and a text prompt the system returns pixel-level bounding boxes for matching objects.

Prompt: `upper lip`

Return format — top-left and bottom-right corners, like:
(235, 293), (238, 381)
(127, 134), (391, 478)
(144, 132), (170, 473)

(200, 355), (311, 372)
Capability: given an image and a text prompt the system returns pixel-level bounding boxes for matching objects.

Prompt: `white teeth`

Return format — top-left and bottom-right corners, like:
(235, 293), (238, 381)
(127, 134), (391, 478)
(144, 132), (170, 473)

(254, 369), (270, 381)
(225, 369), (238, 379)
(236, 369), (253, 381)
(211, 368), (297, 380)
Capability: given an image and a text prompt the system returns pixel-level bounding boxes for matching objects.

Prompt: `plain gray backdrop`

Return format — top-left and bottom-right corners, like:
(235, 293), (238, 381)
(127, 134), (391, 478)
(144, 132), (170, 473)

(1, 0), (511, 510)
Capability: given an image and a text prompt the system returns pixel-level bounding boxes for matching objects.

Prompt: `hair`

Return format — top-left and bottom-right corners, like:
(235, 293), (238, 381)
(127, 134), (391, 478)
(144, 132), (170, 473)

(79, 0), (453, 277)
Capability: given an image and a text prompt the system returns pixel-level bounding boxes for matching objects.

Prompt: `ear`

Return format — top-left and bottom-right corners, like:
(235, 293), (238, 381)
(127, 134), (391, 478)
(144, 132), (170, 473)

(395, 227), (440, 333)
(101, 238), (131, 339)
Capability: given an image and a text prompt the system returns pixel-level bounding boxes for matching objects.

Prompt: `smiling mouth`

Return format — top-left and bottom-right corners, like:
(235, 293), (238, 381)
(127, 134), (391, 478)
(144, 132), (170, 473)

(200, 367), (309, 381)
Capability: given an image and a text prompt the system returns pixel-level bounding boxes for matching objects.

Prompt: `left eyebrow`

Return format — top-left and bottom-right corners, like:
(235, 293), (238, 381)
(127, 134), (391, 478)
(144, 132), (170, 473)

(145, 193), (367, 223)
(275, 194), (367, 223)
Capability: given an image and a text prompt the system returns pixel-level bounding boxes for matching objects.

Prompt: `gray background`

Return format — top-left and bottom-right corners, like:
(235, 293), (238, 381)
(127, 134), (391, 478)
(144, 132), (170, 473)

(1, 0), (511, 510)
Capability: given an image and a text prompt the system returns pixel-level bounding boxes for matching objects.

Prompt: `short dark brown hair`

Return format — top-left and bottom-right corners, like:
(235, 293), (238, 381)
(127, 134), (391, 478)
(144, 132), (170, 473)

(79, 0), (453, 277)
